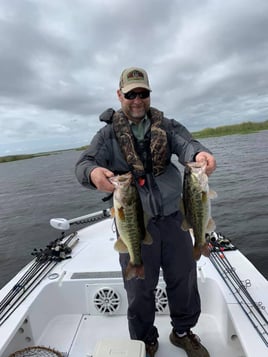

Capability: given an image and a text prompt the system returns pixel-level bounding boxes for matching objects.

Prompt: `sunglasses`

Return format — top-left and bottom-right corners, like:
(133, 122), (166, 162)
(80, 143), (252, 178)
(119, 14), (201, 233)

(123, 90), (150, 100)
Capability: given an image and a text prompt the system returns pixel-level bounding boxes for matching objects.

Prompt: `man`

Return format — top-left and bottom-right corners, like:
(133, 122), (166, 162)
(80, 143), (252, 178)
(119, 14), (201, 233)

(75, 67), (216, 357)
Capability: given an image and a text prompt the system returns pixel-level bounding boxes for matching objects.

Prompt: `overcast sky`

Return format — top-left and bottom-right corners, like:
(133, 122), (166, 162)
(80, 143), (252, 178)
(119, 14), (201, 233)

(1, 0), (268, 155)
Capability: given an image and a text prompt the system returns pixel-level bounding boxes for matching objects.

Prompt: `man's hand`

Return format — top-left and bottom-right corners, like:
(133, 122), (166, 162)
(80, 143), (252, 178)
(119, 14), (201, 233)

(90, 167), (114, 192)
(195, 152), (216, 176)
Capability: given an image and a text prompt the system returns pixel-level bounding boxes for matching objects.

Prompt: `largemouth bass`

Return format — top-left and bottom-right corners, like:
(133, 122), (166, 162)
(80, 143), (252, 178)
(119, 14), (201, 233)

(182, 162), (217, 260)
(109, 172), (152, 280)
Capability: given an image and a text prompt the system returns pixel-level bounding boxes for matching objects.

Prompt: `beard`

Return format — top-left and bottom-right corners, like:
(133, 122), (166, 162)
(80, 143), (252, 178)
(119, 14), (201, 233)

(123, 103), (149, 123)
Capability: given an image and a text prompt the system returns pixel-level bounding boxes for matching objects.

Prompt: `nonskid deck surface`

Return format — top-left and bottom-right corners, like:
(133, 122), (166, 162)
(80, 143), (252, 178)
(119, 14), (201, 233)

(38, 313), (243, 357)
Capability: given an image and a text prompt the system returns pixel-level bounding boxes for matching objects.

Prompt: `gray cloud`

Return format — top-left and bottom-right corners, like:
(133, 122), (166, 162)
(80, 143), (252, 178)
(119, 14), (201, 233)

(0, 0), (268, 154)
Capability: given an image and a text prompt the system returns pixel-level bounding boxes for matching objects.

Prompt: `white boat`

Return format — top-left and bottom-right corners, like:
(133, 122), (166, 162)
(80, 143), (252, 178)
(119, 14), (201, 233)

(0, 210), (267, 357)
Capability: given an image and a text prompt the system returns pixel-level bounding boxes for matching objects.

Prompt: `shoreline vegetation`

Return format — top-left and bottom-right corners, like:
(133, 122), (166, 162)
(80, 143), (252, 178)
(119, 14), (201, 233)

(1, 120), (268, 163)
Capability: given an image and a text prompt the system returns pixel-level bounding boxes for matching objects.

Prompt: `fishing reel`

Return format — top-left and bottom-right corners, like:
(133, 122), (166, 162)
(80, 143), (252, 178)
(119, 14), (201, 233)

(31, 232), (79, 262)
(206, 232), (237, 251)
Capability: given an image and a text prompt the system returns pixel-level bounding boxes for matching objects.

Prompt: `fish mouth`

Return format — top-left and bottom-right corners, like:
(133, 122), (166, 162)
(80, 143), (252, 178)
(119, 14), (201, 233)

(186, 161), (206, 169)
(185, 161), (206, 175)
(109, 172), (133, 187)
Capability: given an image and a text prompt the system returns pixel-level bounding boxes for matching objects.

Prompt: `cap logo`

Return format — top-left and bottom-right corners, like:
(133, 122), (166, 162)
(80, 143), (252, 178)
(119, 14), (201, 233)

(119, 67), (150, 92)
(127, 70), (144, 81)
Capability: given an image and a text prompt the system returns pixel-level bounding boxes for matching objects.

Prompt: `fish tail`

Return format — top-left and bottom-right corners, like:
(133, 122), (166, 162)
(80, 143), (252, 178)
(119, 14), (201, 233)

(193, 246), (202, 261)
(125, 263), (145, 280)
(193, 242), (211, 260)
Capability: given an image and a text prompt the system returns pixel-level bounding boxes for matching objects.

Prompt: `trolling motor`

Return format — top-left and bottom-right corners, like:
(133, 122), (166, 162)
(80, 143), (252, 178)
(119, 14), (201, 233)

(50, 209), (110, 230)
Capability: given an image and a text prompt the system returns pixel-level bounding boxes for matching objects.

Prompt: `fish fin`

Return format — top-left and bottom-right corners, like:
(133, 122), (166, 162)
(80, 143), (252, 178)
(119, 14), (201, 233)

(179, 199), (191, 231)
(179, 198), (185, 214)
(117, 207), (125, 220)
(208, 189), (217, 199)
(114, 238), (128, 253)
(135, 265), (145, 279)
(194, 243), (211, 260)
(181, 218), (191, 231)
(201, 243), (211, 257)
(193, 247), (202, 261)
(142, 213), (153, 245)
(142, 231), (153, 245)
(206, 218), (216, 232)
(125, 263), (145, 280)
(110, 207), (115, 217)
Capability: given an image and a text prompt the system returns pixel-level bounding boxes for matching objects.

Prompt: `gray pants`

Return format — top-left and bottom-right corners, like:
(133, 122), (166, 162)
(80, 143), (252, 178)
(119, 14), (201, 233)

(119, 211), (201, 343)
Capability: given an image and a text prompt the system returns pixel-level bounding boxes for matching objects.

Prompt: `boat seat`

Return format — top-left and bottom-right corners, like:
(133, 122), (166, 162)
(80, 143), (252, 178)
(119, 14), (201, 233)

(93, 339), (145, 357)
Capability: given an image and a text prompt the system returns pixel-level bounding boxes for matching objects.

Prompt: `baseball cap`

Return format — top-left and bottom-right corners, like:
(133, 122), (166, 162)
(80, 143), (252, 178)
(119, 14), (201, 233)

(119, 67), (151, 93)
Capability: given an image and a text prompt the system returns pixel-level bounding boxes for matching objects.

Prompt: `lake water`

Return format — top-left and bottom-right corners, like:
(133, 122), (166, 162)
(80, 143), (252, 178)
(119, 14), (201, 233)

(0, 131), (267, 288)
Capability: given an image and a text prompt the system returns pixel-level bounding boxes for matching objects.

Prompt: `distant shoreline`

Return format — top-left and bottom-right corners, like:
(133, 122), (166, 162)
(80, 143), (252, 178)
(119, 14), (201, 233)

(1, 120), (267, 163)
(192, 120), (268, 139)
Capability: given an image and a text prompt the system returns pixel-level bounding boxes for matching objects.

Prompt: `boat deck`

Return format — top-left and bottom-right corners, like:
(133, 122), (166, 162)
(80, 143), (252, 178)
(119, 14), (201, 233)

(1, 217), (268, 357)
(38, 312), (244, 357)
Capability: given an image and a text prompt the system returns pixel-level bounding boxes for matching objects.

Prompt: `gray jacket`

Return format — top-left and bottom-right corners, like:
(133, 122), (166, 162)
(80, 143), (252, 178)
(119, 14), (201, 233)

(75, 108), (212, 217)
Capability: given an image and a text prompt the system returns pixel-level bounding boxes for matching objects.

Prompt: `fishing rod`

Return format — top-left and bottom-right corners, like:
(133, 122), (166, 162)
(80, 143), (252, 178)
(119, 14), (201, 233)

(210, 251), (268, 347)
(210, 251), (268, 323)
(1, 209), (110, 319)
(0, 231), (78, 314)
(208, 233), (268, 347)
(0, 260), (51, 314)
(1, 210), (110, 325)
(211, 248), (266, 320)
(0, 232), (79, 326)
(0, 261), (57, 325)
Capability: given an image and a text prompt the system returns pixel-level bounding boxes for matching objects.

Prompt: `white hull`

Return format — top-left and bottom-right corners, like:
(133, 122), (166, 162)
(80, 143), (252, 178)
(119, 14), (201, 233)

(0, 213), (267, 357)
